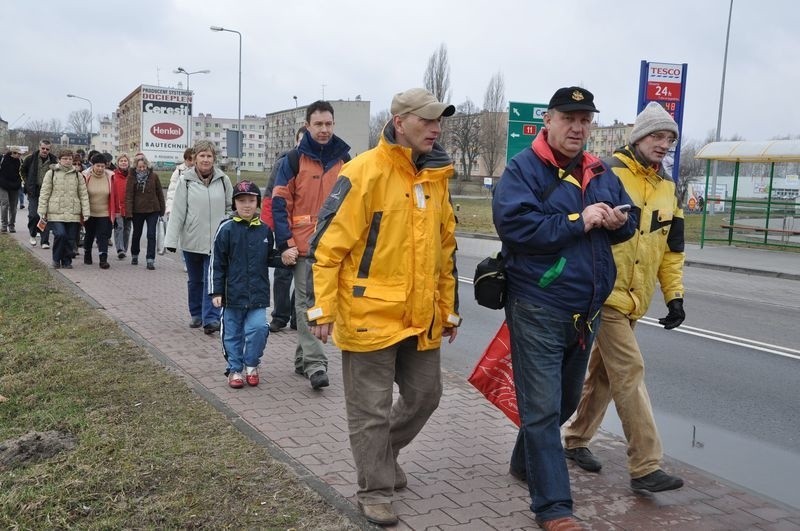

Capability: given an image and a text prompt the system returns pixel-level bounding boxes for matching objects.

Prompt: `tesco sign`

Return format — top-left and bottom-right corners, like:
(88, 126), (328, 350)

(648, 63), (683, 82)
(150, 123), (183, 140)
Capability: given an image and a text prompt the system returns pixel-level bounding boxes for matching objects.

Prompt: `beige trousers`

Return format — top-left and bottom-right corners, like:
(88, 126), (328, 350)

(564, 306), (663, 478)
(342, 337), (442, 504)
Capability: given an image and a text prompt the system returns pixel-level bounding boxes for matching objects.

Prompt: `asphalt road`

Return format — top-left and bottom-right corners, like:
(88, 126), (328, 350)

(445, 235), (800, 509)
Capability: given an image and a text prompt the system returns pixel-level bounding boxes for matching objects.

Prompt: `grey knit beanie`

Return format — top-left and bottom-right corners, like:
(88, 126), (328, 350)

(629, 102), (679, 145)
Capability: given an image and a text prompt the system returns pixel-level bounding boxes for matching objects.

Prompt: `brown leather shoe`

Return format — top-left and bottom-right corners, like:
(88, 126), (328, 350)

(358, 502), (398, 526)
(538, 516), (585, 531)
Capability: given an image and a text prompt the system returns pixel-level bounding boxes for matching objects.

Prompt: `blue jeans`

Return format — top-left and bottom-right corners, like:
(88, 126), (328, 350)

(221, 307), (268, 374)
(49, 221), (79, 266)
(131, 212), (158, 260)
(183, 251), (220, 326)
(505, 297), (596, 522)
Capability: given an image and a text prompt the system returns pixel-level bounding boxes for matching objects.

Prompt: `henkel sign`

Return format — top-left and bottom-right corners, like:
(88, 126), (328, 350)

(150, 123), (183, 140)
(140, 84), (192, 163)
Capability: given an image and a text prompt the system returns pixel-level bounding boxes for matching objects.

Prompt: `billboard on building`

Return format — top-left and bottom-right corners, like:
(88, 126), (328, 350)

(140, 84), (191, 164)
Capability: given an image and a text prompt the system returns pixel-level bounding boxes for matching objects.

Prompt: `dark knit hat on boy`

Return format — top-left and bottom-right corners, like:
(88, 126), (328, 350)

(90, 153), (107, 164)
(630, 102), (679, 145)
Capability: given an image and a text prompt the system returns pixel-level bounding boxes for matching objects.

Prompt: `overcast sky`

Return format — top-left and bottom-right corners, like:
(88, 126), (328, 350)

(2, 0), (797, 144)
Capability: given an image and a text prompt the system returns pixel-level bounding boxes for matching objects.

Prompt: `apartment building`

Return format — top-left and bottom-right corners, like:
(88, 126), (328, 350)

(193, 113), (267, 172)
(587, 120), (634, 159)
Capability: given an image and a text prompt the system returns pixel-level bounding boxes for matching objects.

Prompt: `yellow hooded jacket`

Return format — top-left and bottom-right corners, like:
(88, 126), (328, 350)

(306, 124), (461, 352)
(604, 147), (685, 320)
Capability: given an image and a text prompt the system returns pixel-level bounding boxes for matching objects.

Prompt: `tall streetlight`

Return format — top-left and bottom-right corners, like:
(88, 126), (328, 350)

(293, 95), (298, 108)
(210, 25), (242, 181)
(174, 67), (210, 148)
(711, 0), (734, 204)
(67, 93), (93, 148)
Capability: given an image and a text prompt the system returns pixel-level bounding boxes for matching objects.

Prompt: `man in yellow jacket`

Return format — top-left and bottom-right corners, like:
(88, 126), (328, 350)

(307, 88), (460, 526)
(564, 102), (686, 493)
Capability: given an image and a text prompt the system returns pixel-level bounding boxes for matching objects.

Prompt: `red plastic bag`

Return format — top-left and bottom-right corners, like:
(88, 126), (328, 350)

(468, 321), (520, 426)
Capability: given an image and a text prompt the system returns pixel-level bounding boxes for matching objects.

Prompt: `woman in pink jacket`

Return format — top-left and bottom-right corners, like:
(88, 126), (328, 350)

(83, 153), (117, 269)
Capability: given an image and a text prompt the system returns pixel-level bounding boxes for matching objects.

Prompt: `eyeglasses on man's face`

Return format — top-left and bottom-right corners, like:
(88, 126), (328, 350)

(648, 132), (678, 146)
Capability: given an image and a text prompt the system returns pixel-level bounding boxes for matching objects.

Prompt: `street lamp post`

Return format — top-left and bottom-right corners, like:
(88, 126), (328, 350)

(210, 25), (242, 181)
(174, 67), (210, 150)
(66, 93), (93, 148)
(712, 0), (734, 204)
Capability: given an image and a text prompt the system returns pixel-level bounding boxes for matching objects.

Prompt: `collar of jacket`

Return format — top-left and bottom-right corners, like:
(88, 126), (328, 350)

(380, 122), (454, 173)
(183, 166), (226, 183)
(232, 214), (261, 226)
(614, 145), (668, 185)
(297, 132), (351, 166)
(532, 129), (604, 184)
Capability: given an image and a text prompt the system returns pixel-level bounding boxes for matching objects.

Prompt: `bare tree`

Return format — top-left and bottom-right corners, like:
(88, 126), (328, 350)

(480, 72), (507, 177)
(447, 100), (482, 181)
(423, 43), (451, 103)
(68, 109), (92, 135)
(368, 109), (391, 149)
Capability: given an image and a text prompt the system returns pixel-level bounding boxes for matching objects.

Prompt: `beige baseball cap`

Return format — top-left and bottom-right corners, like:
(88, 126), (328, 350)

(390, 88), (455, 119)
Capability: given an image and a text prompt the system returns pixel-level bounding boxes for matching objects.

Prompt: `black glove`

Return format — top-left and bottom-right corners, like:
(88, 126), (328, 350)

(166, 247), (176, 253)
(658, 298), (685, 330)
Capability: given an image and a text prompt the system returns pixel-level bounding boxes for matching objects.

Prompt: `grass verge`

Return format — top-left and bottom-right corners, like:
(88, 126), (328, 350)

(0, 236), (356, 530)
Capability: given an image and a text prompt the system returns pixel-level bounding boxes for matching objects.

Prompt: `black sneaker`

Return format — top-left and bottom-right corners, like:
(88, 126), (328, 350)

(117, 251), (126, 260)
(310, 370), (329, 390)
(131, 256), (139, 265)
(631, 469), (684, 492)
(189, 317), (202, 328)
(269, 320), (286, 333)
(204, 322), (221, 335)
(564, 447), (602, 472)
(84, 254), (92, 265)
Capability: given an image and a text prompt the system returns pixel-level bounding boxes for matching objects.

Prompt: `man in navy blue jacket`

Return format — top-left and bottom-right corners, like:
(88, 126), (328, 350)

(492, 86), (636, 531)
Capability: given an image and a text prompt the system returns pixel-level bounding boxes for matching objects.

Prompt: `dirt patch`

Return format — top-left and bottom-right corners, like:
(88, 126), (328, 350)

(0, 430), (77, 469)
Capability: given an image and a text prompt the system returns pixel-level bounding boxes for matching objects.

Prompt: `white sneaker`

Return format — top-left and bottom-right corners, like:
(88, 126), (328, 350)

(41, 243), (50, 249)
(29, 236), (37, 246)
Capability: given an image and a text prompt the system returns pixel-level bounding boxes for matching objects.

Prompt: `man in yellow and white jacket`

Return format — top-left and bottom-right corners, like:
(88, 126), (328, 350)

(564, 102), (686, 493)
(307, 88), (460, 526)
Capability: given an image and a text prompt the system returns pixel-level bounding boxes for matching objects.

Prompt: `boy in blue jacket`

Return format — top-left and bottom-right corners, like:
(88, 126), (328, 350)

(210, 180), (283, 388)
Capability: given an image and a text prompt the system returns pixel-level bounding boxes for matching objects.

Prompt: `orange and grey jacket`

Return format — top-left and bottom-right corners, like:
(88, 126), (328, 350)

(271, 132), (350, 256)
(305, 122), (461, 353)
(603, 146), (685, 319)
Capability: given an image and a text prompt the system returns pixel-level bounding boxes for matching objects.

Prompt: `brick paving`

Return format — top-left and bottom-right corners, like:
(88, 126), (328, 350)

(6, 211), (800, 530)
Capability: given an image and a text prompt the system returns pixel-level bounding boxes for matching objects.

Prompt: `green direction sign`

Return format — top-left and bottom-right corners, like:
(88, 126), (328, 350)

(507, 101), (547, 162)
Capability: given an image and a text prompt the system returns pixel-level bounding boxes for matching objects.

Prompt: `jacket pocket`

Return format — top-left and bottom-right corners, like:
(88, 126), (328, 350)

(347, 283), (406, 338)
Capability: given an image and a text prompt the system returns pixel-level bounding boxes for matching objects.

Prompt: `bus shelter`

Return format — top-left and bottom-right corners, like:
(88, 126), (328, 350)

(695, 140), (800, 249)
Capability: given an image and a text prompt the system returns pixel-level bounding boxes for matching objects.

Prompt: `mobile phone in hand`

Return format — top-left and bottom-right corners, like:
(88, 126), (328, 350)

(616, 204), (631, 213)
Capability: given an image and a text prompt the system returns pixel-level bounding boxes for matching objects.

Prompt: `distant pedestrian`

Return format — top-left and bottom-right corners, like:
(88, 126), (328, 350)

(209, 180), (282, 388)
(20, 140), (57, 248)
(307, 88), (460, 526)
(82, 153), (117, 269)
(38, 149), (90, 269)
(165, 141), (232, 334)
(564, 101), (686, 494)
(125, 155), (165, 270)
(272, 101), (351, 389)
(0, 147), (23, 233)
(112, 153), (132, 259)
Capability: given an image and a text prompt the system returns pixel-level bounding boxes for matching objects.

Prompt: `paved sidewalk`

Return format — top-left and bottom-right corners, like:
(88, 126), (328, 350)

(6, 213), (800, 530)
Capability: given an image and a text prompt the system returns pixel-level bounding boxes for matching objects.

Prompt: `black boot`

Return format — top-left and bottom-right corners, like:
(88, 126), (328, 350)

(99, 254), (110, 270)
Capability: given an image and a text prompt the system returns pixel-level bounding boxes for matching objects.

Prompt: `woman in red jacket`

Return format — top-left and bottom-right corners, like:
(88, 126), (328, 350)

(112, 153), (131, 259)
